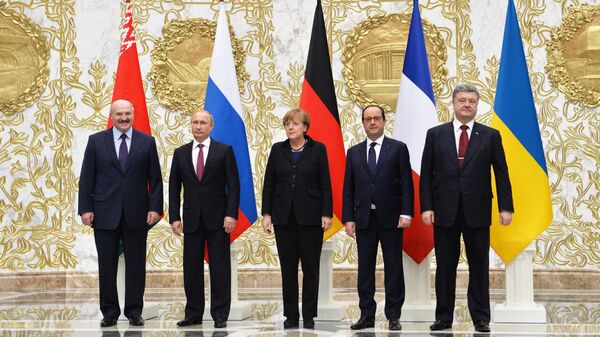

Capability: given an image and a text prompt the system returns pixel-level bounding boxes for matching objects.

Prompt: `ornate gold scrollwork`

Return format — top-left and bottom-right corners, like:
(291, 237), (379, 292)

(0, 4), (50, 115)
(546, 4), (600, 107)
(341, 11), (447, 112)
(148, 18), (248, 116)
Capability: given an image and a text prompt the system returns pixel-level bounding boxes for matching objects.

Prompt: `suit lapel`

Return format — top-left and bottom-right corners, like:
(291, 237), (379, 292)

(374, 136), (391, 179)
(281, 139), (294, 163)
(184, 142), (198, 183)
(357, 140), (373, 179)
(123, 129), (141, 174)
(201, 138), (218, 182)
(462, 122), (482, 169)
(443, 123), (461, 171)
(102, 129), (122, 172)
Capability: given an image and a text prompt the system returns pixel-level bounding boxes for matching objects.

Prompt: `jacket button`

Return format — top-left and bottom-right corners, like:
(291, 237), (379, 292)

(292, 184), (295, 188)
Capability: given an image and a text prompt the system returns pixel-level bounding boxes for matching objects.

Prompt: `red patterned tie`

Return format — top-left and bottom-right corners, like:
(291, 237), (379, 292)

(196, 144), (204, 180)
(458, 124), (469, 168)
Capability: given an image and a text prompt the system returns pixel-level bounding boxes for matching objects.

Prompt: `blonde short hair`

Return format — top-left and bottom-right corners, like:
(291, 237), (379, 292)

(282, 108), (311, 134)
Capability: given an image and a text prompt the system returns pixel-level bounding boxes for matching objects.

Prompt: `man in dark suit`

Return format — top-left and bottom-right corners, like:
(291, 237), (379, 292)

(169, 110), (240, 329)
(342, 105), (414, 331)
(79, 99), (163, 328)
(420, 84), (513, 333)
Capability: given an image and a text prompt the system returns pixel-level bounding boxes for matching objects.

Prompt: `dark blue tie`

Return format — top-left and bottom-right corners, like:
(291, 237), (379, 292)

(119, 133), (128, 170)
(368, 142), (377, 175)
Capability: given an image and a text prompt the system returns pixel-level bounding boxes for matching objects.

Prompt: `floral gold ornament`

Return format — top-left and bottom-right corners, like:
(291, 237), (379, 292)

(341, 11), (447, 112)
(149, 18), (248, 116)
(0, 4), (50, 115)
(546, 4), (600, 107)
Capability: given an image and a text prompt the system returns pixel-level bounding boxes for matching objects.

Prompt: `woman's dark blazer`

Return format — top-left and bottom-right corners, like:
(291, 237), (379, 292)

(262, 136), (333, 226)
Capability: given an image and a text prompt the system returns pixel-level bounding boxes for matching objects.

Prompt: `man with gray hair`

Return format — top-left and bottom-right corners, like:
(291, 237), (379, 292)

(420, 84), (514, 333)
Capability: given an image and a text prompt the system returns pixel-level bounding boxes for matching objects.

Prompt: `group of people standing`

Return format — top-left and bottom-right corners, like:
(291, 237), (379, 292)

(78, 84), (513, 333)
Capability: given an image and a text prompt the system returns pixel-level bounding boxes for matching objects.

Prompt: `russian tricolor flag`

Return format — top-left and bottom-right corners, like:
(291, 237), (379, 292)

(205, 2), (257, 241)
(392, 0), (436, 263)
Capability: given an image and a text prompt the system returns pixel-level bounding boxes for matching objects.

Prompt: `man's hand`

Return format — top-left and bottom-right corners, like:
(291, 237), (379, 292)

(499, 211), (512, 226)
(345, 222), (356, 238)
(147, 211), (160, 225)
(81, 212), (94, 227)
(397, 217), (411, 228)
(224, 216), (236, 233)
(422, 210), (435, 225)
(171, 220), (183, 236)
(262, 214), (272, 234)
(321, 216), (332, 231)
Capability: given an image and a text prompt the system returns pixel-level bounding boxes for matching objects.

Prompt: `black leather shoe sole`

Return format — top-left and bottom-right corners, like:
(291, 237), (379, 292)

(177, 317), (203, 327)
(100, 317), (117, 328)
(430, 321), (452, 330)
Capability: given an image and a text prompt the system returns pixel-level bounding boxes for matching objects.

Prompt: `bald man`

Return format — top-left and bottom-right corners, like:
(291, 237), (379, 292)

(79, 100), (163, 327)
(169, 110), (240, 329)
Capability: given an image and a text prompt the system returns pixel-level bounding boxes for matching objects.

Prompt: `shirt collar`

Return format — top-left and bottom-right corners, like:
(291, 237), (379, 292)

(193, 137), (211, 149)
(367, 134), (385, 147)
(113, 126), (133, 140)
(453, 118), (475, 132)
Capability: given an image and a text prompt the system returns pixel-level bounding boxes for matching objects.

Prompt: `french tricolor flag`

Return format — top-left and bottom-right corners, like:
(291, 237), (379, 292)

(205, 2), (257, 241)
(392, 0), (436, 263)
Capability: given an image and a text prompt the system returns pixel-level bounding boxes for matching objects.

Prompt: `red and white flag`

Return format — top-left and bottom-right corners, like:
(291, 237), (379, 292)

(107, 4), (151, 135)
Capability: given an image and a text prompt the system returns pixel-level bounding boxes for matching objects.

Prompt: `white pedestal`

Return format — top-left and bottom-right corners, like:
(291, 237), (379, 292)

(493, 246), (546, 323)
(204, 241), (252, 321)
(400, 252), (435, 322)
(315, 241), (345, 321)
(116, 256), (159, 320)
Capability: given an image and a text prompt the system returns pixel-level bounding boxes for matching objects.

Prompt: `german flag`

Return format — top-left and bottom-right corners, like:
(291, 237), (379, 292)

(300, 0), (346, 240)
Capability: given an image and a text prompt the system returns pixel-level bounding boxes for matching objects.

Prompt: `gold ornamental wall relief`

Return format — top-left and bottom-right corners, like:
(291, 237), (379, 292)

(149, 18), (248, 116)
(546, 4), (600, 107)
(0, 5), (49, 115)
(341, 12), (447, 112)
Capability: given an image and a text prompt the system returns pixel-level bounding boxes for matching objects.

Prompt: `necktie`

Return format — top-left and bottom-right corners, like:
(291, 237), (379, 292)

(119, 133), (128, 170)
(196, 144), (204, 181)
(368, 142), (377, 175)
(458, 125), (469, 168)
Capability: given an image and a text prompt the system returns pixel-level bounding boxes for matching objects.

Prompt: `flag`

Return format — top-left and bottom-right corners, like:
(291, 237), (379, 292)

(392, 0), (436, 263)
(108, 4), (151, 135)
(491, 0), (552, 264)
(300, 0), (346, 240)
(205, 2), (258, 242)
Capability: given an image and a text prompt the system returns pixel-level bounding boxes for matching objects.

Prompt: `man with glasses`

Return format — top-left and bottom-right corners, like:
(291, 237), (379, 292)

(342, 105), (414, 331)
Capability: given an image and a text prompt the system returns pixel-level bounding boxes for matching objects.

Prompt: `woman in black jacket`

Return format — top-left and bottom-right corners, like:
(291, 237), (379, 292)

(262, 108), (333, 329)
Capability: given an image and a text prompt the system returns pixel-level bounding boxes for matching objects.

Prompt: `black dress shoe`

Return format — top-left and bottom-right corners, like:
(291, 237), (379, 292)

(429, 320), (452, 330)
(177, 317), (203, 327)
(128, 315), (144, 326)
(388, 319), (401, 330)
(474, 321), (490, 332)
(100, 317), (118, 327)
(303, 318), (315, 329)
(283, 318), (299, 329)
(214, 320), (227, 328)
(350, 317), (375, 330)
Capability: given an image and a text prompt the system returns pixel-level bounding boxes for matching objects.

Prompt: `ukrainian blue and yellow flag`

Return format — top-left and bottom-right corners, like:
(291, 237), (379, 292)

(491, 0), (553, 264)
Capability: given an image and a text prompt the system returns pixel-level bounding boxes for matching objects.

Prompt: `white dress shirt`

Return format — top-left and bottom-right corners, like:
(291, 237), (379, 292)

(112, 126), (132, 158)
(453, 118), (475, 156)
(192, 137), (211, 173)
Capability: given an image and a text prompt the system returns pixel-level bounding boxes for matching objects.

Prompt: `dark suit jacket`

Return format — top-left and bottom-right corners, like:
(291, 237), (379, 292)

(78, 128), (163, 230)
(420, 121), (514, 228)
(262, 136), (333, 226)
(342, 136), (414, 229)
(169, 138), (240, 233)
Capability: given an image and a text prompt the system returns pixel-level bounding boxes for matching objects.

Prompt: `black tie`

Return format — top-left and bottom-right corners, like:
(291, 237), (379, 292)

(368, 142), (377, 175)
(119, 133), (128, 170)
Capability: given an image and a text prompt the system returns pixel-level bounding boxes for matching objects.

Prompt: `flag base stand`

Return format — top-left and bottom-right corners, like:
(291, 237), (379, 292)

(315, 241), (345, 321)
(203, 241), (252, 321)
(493, 246), (546, 323)
(116, 256), (159, 320)
(400, 253), (435, 321)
